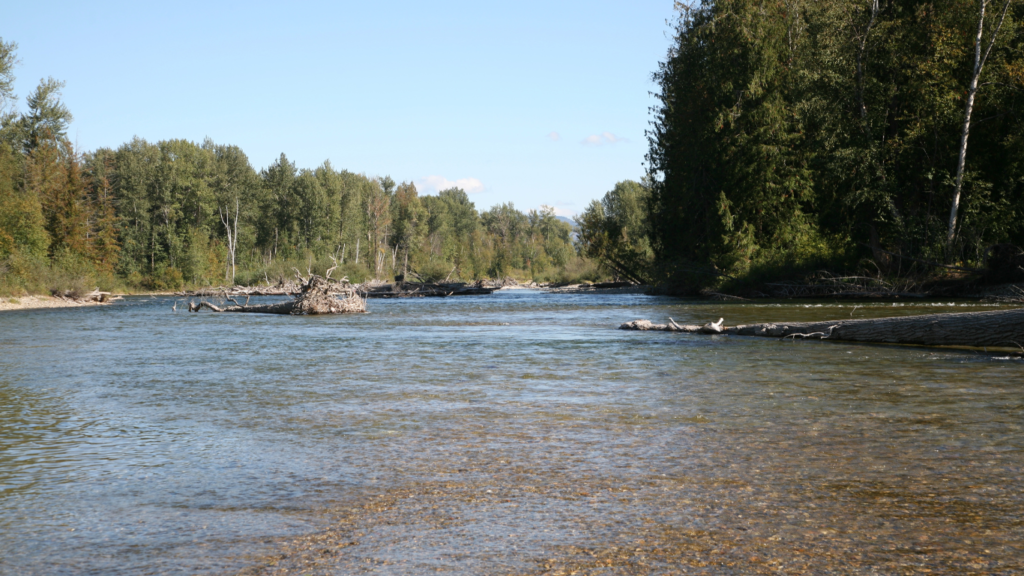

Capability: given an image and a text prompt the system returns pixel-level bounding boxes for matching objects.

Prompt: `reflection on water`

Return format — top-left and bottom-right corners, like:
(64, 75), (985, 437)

(0, 292), (1021, 574)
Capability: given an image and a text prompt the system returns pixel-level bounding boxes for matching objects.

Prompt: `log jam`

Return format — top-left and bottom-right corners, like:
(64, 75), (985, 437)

(189, 275), (365, 315)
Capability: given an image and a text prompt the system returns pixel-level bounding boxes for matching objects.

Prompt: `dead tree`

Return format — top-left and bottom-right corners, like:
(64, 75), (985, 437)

(219, 198), (240, 284)
(189, 267), (365, 315)
(621, 307), (1024, 349)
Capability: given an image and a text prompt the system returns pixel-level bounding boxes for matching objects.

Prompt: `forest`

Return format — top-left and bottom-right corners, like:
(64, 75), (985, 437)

(579, 0), (1024, 294)
(0, 39), (598, 296)
(5, 0), (1024, 298)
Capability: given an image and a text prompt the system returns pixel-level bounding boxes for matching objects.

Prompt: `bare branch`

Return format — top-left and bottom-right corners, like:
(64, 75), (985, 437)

(326, 255), (338, 279)
(443, 265), (458, 283)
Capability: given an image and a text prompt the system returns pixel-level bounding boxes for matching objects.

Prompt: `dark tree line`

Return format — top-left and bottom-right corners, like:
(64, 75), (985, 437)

(577, 0), (1024, 292)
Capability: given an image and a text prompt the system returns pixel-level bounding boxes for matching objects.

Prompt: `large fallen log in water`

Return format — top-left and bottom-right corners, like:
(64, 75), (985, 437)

(189, 274), (365, 315)
(620, 307), (1024, 349)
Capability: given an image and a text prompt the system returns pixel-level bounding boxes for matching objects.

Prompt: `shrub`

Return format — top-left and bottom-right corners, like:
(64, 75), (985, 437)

(415, 260), (455, 283)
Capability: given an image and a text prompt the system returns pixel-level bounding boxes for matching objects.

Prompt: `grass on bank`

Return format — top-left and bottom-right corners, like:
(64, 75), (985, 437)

(0, 250), (127, 298)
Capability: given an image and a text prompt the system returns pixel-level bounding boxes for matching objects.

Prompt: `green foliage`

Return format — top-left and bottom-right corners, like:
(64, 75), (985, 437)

(0, 38), (18, 115)
(532, 255), (609, 284)
(647, 0), (1024, 292)
(0, 41), (602, 295)
(18, 77), (73, 153)
(576, 180), (653, 283)
(0, 247), (124, 297)
(0, 141), (47, 258)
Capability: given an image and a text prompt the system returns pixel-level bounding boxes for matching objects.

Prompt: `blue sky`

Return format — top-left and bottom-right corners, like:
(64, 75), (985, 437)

(4, 1), (677, 216)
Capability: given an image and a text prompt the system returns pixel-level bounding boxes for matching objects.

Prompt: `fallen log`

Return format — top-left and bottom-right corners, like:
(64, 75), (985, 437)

(189, 274), (365, 315)
(620, 307), (1024, 349)
(358, 281), (498, 298)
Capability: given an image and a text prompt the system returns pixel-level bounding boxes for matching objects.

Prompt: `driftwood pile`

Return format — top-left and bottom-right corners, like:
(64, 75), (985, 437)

(621, 307), (1024, 349)
(358, 281), (498, 298)
(178, 278), (301, 297)
(180, 284), (298, 297)
(52, 288), (120, 304)
(188, 272), (365, 315)
(179, 275), (651, 300)
(181, 277), (510, 299)
(543, 281), (648, 294)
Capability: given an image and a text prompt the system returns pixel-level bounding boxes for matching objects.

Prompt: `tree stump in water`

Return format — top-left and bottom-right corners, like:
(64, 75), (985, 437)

(189, 275), (366, 315)
(621, 308), (1024, 349)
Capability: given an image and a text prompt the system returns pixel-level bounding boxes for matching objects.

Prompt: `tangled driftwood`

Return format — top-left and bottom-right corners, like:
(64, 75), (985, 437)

(621, 307), (1024, 349)
(179, 283), (300, 297)
(358, 280), (498, 298)
(188, 271), (365, 315)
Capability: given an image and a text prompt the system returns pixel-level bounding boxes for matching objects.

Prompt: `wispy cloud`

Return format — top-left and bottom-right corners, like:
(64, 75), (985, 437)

(547, 131), (561, 142)
(536, 203), (577, 219)
(581, 132), (628, 146)
(416, 175), (485, 194)
(551, 206), (577, 218)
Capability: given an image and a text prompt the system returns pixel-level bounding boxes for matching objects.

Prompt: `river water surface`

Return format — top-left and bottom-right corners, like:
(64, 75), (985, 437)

(1, 291), (1021, 575)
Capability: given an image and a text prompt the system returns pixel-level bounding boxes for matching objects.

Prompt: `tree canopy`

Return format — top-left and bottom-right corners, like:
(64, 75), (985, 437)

(0, 41), (593, 295)
(645, 0), (1024, 292)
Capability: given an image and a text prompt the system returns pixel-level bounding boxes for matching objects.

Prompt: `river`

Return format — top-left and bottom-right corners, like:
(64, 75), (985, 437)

(1, 291), (1021, 574)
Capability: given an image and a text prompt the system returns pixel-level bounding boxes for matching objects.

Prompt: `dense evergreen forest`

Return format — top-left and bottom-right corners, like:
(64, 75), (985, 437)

(0, 40), (599, 296)
(580, 0), (1024, 294)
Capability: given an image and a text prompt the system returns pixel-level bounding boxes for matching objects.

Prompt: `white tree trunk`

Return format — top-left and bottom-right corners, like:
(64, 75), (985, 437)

(855, 0), (880, 126)
(219, 198), (239, 284)
(947, 0), (1013, 254)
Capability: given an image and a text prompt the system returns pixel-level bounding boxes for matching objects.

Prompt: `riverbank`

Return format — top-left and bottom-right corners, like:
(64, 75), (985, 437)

(175, 279), (653, 299)
(0, 294), (117, 312)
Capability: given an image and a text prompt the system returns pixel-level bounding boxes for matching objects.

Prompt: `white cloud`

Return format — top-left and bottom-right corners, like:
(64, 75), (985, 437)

(552, 206), (577, 218)
(536, 203), (577, 219)
(547, 131), (561, 142)
(581, 132), (628, 146)
(416, 175), (485, 194)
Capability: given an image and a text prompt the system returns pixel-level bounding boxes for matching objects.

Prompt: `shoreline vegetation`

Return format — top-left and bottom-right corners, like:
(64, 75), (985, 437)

(4, 2), (1024, 305)
(0, 38), (608, 301)
(575, 2), (1024, 298)
(5, 275), (1020, 313)
(0, 278), (651, 312)
(177, 277), (648, 298)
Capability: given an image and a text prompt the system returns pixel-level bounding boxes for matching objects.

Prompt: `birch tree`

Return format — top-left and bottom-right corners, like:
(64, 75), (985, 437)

(946, 0), (1014, 256)
(220, 198), (239, 283)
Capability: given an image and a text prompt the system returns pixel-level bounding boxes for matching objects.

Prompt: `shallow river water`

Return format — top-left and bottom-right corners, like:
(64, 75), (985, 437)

(0, 291), (1021, 575)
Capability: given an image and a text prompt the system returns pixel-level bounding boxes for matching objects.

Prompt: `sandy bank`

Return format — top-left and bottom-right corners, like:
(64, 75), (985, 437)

(0, 295), (114, 312)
